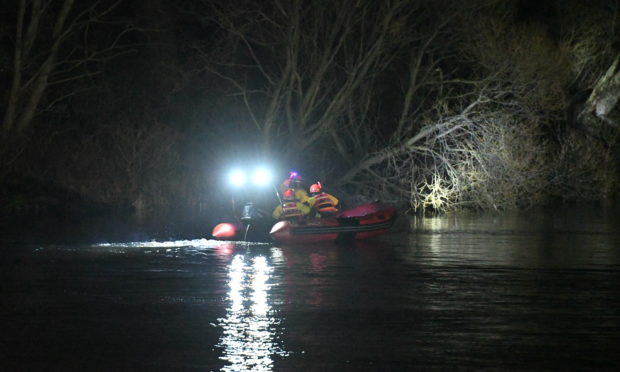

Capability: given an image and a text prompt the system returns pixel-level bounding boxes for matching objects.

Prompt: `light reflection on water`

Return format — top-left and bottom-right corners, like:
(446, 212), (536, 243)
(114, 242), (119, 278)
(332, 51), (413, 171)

(3, 205), (620, 370)
(408, 210), (620, 268)
(217, 250), (288, 372)
(93, 239), (215, 248)
(92, 239), (289, 370)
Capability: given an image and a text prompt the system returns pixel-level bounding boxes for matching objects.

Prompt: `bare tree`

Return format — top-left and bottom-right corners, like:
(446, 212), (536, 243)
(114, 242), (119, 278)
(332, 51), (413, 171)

(336, 1), (569, 211)
(2, 0), (132, 135)
(201, 0), (620, 211)
(201, 0), (440, 164)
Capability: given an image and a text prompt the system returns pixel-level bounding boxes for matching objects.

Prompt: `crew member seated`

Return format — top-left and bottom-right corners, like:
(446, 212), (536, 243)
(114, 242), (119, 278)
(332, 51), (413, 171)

(272, 188), (311, 220)
(308, 182), (339, 217)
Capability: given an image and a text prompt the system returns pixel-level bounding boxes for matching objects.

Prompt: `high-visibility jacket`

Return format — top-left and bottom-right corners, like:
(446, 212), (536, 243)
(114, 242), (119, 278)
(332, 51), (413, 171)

(282, 201), (305, 219)
(295, 189), (310, 203)
(272, 200), (311, 219)
(309, 192), (339, 214)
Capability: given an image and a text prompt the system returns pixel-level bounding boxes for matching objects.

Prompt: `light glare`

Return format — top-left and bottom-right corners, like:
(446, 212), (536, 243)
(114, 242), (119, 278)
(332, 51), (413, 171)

(251, 168), (271, 186)
(229, 170), (246, 187)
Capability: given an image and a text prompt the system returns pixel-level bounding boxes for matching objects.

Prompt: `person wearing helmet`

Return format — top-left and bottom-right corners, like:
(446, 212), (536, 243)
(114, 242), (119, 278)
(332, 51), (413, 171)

(279, 178), (292, 193)
(279, 170), (309, 203)
(308, 182), (339, 217)
(272, 188), (311, 220)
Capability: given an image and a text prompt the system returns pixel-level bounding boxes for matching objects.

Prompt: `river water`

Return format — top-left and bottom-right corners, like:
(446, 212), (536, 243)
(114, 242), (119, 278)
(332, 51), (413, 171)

(2, 204), (620, 371)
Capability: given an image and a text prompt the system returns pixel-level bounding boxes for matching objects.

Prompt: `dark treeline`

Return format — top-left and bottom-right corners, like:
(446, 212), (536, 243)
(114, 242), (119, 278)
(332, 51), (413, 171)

(1, 0), (619, 221)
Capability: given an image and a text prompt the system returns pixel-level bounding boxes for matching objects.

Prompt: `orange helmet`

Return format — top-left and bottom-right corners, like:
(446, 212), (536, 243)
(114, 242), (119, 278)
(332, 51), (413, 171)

(283, 188), (295, 201)
(309, 183), (322, 194)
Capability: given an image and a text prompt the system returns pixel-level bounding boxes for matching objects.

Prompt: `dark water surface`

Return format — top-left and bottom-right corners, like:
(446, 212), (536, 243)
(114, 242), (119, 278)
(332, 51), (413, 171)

(2, 205), (620, 371)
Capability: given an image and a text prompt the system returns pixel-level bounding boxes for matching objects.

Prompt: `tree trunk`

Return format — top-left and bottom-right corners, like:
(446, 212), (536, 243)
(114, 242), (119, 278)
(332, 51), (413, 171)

(577, 56), (620, 132)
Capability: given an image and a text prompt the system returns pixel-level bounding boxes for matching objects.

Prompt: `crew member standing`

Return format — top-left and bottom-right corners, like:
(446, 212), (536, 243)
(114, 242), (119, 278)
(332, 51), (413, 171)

(279, 171), (310, 204)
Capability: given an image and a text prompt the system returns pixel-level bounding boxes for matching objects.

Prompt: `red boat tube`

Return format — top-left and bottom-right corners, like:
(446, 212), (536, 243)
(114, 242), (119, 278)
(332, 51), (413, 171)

(270, 202), (396, 244)
(212, 222), (239, 239)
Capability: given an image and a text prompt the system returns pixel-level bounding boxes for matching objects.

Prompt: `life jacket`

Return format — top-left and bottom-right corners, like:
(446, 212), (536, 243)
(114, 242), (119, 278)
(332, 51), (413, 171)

(294, 188), (309, 202)
(312, 192), (338, 213)
(281, 201), (304, 219)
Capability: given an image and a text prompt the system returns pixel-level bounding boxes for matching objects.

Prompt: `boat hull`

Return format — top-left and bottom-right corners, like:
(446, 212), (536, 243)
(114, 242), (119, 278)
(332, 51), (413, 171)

(269, 202), (396, 244)
(212, 201), (397, 244)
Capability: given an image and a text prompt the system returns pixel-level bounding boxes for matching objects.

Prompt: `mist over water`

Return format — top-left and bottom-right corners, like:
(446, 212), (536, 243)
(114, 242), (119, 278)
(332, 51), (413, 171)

(2, 205), (620, 370)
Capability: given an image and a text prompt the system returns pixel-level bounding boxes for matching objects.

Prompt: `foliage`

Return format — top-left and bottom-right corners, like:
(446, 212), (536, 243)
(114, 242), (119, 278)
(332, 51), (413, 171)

(1, 0), (619, 218)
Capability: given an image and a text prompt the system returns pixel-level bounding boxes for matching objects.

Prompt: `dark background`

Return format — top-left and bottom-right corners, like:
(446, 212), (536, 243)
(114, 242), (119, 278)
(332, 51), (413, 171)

(1, 0), (619, 229)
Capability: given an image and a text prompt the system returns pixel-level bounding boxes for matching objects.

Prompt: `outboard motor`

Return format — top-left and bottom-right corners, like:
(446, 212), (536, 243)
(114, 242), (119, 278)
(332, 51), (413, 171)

(241, 202), (263, 224)
(240, 202), (266, 241)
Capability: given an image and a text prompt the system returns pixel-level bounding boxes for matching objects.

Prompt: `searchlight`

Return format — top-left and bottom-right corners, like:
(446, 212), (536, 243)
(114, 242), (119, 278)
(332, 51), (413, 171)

(229, 169), (246, 187)
(228, 167), (273, 187)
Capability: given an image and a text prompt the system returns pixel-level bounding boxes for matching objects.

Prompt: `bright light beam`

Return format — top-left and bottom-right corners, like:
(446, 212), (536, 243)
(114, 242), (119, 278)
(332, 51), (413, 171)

(251, 168), (272, 187)
(229, 169), (246, 187)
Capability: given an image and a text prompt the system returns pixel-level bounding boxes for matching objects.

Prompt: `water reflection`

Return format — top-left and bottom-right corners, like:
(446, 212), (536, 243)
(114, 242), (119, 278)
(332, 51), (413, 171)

(409, 208), (620, 268)
(217, 250), (287, 372)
